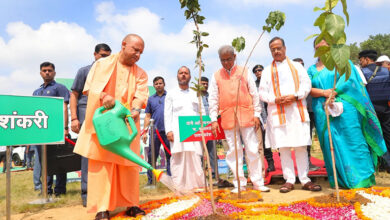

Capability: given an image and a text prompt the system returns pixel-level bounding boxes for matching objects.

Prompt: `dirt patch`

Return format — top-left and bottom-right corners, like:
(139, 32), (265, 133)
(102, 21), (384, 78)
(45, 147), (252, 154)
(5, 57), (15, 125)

(191, 213), (235, 220)
(223, 191), (263, 201)
(314, 193), (371, 205)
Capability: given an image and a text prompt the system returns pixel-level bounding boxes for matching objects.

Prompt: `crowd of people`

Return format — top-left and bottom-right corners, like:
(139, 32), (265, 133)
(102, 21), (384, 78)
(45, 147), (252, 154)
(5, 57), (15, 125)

(23, 33), (389, 219)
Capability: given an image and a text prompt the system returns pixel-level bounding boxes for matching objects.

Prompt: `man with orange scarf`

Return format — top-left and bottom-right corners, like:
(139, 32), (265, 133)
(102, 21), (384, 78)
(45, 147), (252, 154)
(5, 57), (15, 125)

(73, 34), (149, 219)
(209, 45), (269, 193)
(259, 37), (321, 193)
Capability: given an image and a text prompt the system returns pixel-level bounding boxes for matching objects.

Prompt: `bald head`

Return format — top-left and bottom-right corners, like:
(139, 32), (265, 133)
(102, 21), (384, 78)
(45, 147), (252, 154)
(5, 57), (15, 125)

(122, 34), (144, 45)
(120, 34), (145, 66)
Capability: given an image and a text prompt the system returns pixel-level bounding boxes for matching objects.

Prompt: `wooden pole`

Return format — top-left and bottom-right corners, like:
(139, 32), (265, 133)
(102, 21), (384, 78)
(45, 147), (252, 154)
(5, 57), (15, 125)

(6, 146), (11, 220)
(150, 119), (156, 186)
(42, 145), (48, 200)
(324, 68), (340, 201)
(213, 141), (219, 181)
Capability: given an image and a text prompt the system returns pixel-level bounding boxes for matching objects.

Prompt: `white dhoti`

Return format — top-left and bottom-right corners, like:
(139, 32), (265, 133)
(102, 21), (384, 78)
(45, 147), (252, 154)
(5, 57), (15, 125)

(164, 88), (206, 192)
(170, 151), (204, 191)
(279, 146), (310, 185)
(260, 59), (314, 186)
(225, 126), (264, 188)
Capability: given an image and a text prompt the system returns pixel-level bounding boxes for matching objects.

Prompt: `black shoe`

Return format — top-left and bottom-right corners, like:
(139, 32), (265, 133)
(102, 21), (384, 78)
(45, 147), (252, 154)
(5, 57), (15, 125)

(267, 162), (275, 172)
(82, 198), (87, 207)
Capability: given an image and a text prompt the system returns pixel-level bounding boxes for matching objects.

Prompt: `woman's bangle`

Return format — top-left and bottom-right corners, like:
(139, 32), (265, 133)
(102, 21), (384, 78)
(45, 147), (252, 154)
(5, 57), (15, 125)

(71, 118), (78, 121)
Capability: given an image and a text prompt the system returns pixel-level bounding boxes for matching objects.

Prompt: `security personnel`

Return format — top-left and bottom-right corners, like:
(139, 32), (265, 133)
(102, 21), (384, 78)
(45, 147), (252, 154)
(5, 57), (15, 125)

(359, 49), (390, 167)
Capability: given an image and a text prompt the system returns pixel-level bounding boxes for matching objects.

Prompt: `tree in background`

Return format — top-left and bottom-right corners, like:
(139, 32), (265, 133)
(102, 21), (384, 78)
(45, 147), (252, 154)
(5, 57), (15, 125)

(349, 33), (390, 63)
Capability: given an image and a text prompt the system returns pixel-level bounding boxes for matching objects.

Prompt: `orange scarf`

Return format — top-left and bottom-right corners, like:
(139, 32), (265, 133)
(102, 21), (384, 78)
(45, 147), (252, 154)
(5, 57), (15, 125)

(271, 57), (305, 125)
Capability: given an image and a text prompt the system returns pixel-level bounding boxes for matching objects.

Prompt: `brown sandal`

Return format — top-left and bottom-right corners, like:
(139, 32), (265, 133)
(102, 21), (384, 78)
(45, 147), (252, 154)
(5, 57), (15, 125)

(302, 182), (322, 191)
(95, 211), (110, 220)
(126, 206), (146, 217)
(280, 182), (294, 193)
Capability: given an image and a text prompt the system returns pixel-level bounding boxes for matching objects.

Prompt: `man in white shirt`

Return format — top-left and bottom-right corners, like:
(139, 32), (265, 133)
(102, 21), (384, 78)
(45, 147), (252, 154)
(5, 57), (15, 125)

(259, 37), (321, 193)
(164, 66), (205, 192)
(209, 45), (269, 193)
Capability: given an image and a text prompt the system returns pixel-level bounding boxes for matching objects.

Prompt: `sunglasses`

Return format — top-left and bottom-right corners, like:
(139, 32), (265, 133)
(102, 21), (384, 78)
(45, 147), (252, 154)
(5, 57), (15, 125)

(254, 69), (263, 73)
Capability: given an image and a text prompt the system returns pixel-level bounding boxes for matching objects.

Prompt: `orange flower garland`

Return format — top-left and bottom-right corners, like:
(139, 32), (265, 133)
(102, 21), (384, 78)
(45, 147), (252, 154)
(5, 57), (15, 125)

(112, 187), (390, 219)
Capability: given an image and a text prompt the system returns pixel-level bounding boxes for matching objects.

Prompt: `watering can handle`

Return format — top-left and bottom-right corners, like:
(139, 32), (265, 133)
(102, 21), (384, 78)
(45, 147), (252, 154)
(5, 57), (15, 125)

(126, 115), (138, 141)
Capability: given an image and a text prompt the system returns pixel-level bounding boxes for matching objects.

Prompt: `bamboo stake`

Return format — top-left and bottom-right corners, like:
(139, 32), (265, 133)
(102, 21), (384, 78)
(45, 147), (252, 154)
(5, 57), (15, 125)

(192, 20), (216, 213)
(324, 67), (340, 201)
(232, 30), (266, 197)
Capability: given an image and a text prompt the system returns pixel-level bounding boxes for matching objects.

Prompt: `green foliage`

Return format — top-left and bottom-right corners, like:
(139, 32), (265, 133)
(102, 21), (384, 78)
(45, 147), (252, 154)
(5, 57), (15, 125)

(348, 42), (360, 64)
(348, 34), (390, 63)
(180, 0), (208, 60)
(263, 11), (286, 33)
(231, 11), (285, 53)
(190, 77), (205, 97)
(360, 34), (390, 56)
(232, 36), (246, 52)
(179, 0), (208, 95)
(308, 0), (351, 80)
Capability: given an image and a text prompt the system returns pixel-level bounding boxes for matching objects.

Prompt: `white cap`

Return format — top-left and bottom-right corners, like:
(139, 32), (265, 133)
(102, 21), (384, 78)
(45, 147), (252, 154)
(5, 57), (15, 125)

(376, 55), (390, 63)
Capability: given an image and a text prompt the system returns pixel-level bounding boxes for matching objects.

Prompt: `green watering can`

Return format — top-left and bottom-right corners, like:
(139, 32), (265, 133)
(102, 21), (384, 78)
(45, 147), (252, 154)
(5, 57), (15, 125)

(92, 100), (163, 180)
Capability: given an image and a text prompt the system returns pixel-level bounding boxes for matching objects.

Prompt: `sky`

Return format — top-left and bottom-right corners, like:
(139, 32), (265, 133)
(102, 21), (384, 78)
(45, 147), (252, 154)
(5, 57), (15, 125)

(0, 0), (389, 95)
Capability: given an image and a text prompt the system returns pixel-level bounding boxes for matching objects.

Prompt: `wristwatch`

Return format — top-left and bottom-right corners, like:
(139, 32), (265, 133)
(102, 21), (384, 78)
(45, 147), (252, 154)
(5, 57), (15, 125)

(132, 108), (141, 114)
(294, 93), (299, 101)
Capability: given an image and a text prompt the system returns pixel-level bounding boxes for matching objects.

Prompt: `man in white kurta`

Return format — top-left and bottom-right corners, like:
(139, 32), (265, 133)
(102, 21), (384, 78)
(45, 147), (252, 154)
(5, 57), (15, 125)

(259, 37), (321, 193)
(164, 66), (205, 192)
(209, 45), (269, 193)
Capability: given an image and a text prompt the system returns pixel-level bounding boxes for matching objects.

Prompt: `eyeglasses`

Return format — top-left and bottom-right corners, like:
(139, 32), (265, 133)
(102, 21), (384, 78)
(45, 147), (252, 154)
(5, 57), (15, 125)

(254, 69), (263, 73)
(220, 57), (234, 63)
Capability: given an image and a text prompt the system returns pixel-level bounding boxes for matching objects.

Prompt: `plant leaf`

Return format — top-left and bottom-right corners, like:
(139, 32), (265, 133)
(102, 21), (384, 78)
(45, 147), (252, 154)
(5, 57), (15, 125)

(321, 53), (335, 71)
(324, 0), (339, 11)
(232, 36), (246, 52)
(324, 14), (345, 41)
(340, 0), (349, 25)
(330, 44), (350, 70)
(305, 33), (319, 41)
(314, 45), (330, 58)
(344, 60), (351, 81)
(313, 6), (325, 12)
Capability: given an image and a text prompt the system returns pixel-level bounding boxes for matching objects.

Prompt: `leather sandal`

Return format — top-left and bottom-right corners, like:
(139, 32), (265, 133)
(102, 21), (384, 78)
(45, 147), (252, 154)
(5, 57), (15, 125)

(95, 211), (110, 220)
(302, 182), (322, 191)
(126, 206), (146, 217)
(279, 182), (294, 193)
(217, 179), (234, 188)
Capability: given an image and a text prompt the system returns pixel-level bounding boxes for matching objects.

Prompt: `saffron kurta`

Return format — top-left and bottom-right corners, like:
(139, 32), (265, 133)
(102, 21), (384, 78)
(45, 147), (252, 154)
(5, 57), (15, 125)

(164, 88), (204, 191)
(259, 59), (312, 149)
(73, 53), (149, 212)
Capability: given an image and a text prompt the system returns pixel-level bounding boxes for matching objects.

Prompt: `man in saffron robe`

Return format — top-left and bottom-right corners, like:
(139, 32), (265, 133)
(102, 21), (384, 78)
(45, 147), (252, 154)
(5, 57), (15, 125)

(209, 45), (269, 193)
(259, 37), (321, 193)
(73, 34), (149, 219)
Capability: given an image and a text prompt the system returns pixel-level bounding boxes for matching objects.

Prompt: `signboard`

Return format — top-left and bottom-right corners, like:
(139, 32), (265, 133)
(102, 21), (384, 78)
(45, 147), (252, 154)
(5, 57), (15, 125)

(179, 116), (225, 142)
(0, 95), (64, 146)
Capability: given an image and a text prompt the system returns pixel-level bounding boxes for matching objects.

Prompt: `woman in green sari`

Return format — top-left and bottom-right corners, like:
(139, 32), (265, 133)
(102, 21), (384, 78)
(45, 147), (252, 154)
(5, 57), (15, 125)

(307, 40), (387, 188)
